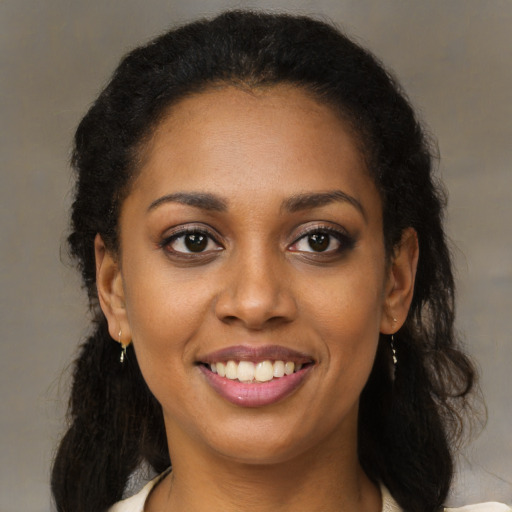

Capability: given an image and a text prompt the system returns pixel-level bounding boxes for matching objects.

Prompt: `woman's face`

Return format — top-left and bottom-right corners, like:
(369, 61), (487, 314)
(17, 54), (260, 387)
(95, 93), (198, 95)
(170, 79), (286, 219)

(103, 85), (399, 465)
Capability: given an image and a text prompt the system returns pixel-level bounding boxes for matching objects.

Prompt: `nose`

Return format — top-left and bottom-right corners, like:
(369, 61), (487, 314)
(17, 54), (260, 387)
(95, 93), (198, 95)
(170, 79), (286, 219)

(214, 250), (297, 330)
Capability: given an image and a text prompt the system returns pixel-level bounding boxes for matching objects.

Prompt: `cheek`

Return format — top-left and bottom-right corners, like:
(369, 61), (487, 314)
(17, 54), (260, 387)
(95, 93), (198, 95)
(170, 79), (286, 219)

(301, 259), (385, 370)
(121, 260), (213, 387)
(123, 251), (210, 336)
(123, 278), (210, 428)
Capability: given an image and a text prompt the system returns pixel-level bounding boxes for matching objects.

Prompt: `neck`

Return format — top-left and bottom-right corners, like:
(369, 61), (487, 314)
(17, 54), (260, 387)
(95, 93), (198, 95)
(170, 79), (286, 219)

(146, 422), (381, 512)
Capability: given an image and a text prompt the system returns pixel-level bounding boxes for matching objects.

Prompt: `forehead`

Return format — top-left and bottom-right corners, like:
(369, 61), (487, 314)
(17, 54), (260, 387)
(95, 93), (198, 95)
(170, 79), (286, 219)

(131, 84), (379, 216)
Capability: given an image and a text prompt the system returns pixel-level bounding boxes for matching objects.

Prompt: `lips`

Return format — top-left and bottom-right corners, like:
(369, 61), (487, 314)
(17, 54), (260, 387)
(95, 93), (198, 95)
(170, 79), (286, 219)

(198, 345), (314, 407)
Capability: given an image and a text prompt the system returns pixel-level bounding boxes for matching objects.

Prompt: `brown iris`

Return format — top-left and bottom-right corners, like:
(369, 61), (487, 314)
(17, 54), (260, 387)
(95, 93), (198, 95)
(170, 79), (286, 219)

(308, 233), (329, 252)
(184, 233), (208, 252)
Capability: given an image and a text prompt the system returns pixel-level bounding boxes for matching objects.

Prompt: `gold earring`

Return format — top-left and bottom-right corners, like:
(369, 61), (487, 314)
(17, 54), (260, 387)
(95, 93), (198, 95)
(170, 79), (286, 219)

(390, 334), (398, 366)
(118, 330), (128, 363)
(391, 318), (398, 369)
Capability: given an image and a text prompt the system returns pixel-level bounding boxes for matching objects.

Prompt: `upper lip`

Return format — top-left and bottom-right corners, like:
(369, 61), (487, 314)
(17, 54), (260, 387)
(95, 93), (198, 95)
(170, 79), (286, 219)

(198, 345), (314, 365)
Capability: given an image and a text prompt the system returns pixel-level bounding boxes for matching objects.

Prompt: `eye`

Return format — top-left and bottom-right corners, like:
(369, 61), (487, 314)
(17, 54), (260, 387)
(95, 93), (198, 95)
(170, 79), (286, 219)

(163, 228), (223, 255)
(289, 227), (354, 254)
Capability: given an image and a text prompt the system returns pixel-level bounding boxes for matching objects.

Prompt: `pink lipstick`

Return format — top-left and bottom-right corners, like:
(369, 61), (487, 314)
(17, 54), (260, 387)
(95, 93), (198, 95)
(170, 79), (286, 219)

(198, 345), (314, 407)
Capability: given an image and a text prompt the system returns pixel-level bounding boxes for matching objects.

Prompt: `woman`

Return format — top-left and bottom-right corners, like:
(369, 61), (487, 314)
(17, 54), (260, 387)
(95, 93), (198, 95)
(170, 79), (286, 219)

(51, 10), (510, 512)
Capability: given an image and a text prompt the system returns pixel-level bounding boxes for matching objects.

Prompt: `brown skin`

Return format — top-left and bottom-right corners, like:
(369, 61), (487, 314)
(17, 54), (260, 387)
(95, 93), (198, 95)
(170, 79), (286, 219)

(95, 85), (419, 511)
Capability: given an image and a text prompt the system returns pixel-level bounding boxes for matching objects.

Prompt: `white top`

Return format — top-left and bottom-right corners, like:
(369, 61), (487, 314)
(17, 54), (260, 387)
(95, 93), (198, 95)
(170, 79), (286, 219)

(109, 472), (511, 512)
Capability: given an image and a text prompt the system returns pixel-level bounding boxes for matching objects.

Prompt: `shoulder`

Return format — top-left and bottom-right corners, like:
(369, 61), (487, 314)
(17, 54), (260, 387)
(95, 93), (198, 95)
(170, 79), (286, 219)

(108, 470), (170, 512)
(446, 505), (512, 512)
(381, 486), (510, 512)
(108, 480), (153, 512)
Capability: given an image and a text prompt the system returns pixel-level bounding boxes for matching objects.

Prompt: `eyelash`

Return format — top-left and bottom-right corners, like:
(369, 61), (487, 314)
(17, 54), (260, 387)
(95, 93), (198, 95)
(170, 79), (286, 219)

(160, 226), (223, 258)
(159, 224), (355, 259)
(289, 226), (355, 256)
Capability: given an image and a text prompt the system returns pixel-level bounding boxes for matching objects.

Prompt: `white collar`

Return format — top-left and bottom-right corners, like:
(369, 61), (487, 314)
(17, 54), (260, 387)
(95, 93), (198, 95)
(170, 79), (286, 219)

(110, 472), (404, 512)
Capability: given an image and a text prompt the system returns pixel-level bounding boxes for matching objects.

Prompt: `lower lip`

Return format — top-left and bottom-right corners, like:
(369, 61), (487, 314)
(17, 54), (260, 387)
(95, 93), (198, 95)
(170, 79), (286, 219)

(199, 365), (312, 408)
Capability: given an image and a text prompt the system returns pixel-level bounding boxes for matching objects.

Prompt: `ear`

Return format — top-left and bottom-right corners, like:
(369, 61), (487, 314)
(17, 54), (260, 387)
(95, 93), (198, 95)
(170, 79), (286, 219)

(380, 227), (419, 334)
(95, 234), (131, 344)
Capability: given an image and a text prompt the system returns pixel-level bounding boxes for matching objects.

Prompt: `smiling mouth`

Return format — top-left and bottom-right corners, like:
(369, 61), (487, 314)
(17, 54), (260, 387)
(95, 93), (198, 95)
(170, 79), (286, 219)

(197, 345), (315, 406)
(201, 360), (313, 383)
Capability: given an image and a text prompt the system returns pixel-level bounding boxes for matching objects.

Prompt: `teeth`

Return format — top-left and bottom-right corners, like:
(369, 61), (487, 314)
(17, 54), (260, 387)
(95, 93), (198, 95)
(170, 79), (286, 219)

(237, 361), (255, 382)
(254, 361), (274, 382)
(216, 362), (226, 377)
(284, 362), (295, 375)
(225, 360), (238, 380)
(208, 360), (305, 382)
(273, 360), (285, 378)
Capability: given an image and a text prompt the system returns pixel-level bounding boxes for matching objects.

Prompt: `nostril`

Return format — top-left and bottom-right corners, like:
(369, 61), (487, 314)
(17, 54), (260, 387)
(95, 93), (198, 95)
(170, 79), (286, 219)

(221, 315), (239, 324)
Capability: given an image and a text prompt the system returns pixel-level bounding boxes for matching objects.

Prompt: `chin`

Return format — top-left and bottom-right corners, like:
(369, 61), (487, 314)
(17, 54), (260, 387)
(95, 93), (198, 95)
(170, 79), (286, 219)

(193, 405), (356, 468)
(213, 436), (310, 466)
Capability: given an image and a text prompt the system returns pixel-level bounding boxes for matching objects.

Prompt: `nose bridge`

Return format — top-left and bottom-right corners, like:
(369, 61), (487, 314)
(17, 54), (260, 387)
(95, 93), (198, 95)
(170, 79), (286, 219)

(215, 239), (296, 328)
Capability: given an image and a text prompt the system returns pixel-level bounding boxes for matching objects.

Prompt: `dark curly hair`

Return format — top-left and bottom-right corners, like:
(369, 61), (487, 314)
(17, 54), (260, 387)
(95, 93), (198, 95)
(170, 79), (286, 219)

(52, 10), (476, 512)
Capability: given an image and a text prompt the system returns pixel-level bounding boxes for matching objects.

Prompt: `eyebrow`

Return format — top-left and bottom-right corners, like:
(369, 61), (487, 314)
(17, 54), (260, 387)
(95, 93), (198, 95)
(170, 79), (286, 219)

(147, 189), (366, 219)
(281, 190), (366, 220)
(147, 192), (228, 212)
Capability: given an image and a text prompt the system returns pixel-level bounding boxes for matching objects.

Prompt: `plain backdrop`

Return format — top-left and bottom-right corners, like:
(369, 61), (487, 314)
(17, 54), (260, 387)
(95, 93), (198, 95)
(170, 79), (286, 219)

(0, 1), (510, 511)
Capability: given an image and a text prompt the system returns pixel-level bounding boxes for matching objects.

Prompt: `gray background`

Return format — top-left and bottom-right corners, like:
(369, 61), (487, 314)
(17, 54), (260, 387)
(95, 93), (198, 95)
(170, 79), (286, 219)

(0, 1), (510, 511)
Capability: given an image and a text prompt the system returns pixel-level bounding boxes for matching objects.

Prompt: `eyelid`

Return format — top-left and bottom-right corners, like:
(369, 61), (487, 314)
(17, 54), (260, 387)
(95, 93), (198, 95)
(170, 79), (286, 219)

(159, 224), (224, 254)
(288, 223), (355, 254)
(290, 223), (351, 243)
(160, 223), (221, 241)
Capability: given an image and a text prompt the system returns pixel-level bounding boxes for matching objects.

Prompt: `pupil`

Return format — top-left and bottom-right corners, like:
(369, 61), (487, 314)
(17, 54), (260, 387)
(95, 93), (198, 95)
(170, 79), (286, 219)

(185, 233), (207, 252)
(308, 233), (329, 252)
